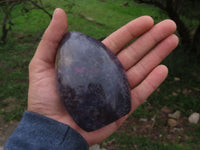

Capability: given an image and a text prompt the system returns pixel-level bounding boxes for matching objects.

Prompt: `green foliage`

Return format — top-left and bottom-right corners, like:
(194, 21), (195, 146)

(0, 0), (51, 43)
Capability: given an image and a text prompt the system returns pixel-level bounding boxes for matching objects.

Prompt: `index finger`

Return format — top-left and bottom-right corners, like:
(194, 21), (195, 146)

(102, 16), (154, 54)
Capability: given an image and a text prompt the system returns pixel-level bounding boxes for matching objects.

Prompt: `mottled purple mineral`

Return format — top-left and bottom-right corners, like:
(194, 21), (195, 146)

(56, 31), (131, 131)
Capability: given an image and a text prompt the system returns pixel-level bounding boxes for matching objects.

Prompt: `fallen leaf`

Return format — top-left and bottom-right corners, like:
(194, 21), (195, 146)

(168, 119), (178, 127)
(174, 77), (180, 81)
(139, 118), (148, 122)
(85, 17), (94, 21)
(168, 111), (181, 119)
(172, 92), (178, 96)
(161, 106), (173, 114)
(182, 89), (192, 94)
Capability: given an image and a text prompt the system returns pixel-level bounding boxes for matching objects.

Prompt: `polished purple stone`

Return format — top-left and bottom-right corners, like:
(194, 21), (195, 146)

(55, 31), (131, 131)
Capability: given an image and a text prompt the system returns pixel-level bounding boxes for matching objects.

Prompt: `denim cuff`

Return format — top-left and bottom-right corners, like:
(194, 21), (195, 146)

(4, 111), (89, 150)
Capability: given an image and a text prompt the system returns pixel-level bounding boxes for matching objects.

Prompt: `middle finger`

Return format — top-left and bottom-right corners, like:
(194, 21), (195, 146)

(117, 19), (177, 70)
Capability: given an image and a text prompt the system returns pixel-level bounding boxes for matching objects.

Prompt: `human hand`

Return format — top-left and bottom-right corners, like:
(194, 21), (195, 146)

(28, 8), (178, 145)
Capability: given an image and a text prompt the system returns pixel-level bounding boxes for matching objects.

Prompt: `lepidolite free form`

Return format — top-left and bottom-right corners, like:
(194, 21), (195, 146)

(56, 31), (131, 132)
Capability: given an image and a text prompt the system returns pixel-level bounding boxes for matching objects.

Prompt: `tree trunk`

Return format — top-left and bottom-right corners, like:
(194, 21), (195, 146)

(1, 2), (18, 43)
(166, 0), (191, 46)
(135, 0), (192, 48)
(192, 22), (200, 57)
(1, 12), (9, 43)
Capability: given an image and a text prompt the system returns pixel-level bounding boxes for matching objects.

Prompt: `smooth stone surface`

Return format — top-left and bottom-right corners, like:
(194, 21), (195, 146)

(56, 31), (131, 131)
(89, 144), (100, 150)
(188, 112), (199, 124)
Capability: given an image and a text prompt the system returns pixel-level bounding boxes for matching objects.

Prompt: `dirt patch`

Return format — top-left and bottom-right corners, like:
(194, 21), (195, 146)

(0, 97), (19, 147)
(0, 118), (19, 147)
(1, 97), (17, 112)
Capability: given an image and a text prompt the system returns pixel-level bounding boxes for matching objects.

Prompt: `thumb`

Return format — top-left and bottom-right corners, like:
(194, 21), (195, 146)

(32, 8), (68, 66)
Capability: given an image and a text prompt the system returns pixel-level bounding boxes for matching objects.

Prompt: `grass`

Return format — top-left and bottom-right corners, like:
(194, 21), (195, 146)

(0, 0), (200, 149)
(104, 131), (200, 150)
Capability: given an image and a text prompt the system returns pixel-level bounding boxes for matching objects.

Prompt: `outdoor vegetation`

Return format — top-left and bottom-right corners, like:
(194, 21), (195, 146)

(0, 0), (200, 149)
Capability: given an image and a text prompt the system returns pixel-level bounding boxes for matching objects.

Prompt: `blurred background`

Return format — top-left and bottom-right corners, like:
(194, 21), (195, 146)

(0, 0), (199, 149)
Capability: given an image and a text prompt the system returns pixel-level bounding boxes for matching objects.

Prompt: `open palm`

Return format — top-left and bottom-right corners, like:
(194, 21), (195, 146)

(28, 8), (178, 146)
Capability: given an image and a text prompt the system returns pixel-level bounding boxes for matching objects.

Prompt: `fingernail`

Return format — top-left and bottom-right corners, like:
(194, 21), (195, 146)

(53, 8), (59, 18)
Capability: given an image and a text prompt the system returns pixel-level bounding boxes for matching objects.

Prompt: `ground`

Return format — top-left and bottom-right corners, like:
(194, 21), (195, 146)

(0, 119), (19, 148)
(102, 105), (200, 150)
(1, 106), (199, 149)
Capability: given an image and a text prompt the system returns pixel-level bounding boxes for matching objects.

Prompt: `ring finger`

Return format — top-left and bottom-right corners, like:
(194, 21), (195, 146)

(117, 19), (177, 70)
